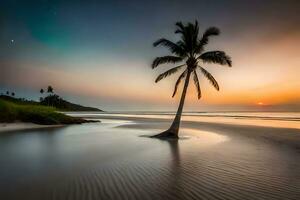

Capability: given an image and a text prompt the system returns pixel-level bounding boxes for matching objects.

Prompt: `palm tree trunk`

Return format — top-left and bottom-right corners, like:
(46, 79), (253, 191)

(152, 70), (191, 138)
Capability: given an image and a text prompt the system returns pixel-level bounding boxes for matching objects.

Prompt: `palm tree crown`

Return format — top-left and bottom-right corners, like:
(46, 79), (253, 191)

(47, 86), (53, 93)
(152, 21), (232, 99)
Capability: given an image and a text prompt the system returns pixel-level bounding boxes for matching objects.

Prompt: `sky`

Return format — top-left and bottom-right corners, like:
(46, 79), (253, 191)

(0, 0), (299, 111)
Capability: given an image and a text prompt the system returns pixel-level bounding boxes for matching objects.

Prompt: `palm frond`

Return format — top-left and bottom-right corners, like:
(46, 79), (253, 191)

(174, 22), (185, 34)
(193, 71), (201, 99)
(174, 21), (201, 56)
(155, 65), (185, 83)
(153, 38), (186, 57)
(172, 70), (187, 97)
(196, 27), (220, 53)
(199, 51), (232, 67)
(199, 66), (219, 90)
(152, 56), (183, 69)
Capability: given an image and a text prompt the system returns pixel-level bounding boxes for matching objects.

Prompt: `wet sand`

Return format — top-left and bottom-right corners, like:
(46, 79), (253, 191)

(0, 114), (299, 200)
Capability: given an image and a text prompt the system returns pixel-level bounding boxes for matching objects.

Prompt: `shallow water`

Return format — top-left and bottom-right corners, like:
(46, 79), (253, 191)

(69, 111), (300, 129)
(0, 119), (300, 200)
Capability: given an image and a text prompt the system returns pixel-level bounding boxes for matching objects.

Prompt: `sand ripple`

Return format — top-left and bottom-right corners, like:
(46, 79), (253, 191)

(51, 137), (300, 200)
(1, 122), (299, 200)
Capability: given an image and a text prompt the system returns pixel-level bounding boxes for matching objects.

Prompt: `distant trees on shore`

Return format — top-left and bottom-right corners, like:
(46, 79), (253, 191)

(3, 85), (59, 107)
(1, 91), (16, 97)
(1, 85), (101, 111)
(47, 86), (54, 94)
(40, 85), (55, 106)
(1, 85), (55, 103)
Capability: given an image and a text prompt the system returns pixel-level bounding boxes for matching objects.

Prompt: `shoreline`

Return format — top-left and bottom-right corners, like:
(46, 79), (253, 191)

(94, 115), (300, 150)
(73, 113), (300, 129)
(1, 114), (299, 150)
(0, 119), (100, 133)
(0, 122), (65, 133)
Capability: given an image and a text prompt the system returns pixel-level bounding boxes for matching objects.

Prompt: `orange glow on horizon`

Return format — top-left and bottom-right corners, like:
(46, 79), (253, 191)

(2, 29), (299, 111)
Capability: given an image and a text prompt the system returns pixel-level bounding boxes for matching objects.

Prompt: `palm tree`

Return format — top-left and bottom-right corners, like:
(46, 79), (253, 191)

(151, 21), (232, 138)
(47, 86), (53, 94)
(11, 92), (15, 97)
(40, 89), (44, 102)
(6, 91), (9, 95)
(46, 86), (53, 106)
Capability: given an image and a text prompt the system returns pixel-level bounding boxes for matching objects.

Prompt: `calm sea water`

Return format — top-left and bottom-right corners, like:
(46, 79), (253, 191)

(68, 111), (300, 119)
(69, 111), (300, 129)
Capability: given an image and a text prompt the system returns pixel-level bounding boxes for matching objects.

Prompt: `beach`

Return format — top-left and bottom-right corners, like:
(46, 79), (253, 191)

(0, 112), (299, 200)
(2, 1), (300, 199)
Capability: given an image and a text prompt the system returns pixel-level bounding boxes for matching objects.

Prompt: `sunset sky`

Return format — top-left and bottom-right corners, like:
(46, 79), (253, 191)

(1, 0), (299, 111)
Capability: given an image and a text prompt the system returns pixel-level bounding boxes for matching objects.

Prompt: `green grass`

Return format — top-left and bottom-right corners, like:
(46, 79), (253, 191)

(0, 99), (88, 125)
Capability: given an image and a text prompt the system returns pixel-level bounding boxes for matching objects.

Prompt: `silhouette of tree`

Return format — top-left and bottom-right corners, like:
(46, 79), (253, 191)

(39, 89), (44, 102)
(6, 91), (9, 95)
(11, 92), (15, 97)
(151, 21), (232, 138)
(46, 86), (54, 106)
(47, 86), (53, 93)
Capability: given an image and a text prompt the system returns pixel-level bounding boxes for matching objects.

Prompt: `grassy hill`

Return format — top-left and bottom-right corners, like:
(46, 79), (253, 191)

(40, 95), (102, 111)
(0, 95), (103, 112)
(0, 95), (39, 105)
(0, 99), (97, 125)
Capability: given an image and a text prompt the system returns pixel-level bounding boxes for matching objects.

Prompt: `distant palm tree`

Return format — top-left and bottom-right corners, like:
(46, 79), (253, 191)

(47, 86), (53, 94)
(151, 21), (232, 138)
(11, 92), (15, 97)
(6, 91), (9, 95)
(46, 86), (53, 106)
(39, 89), (44, 102)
